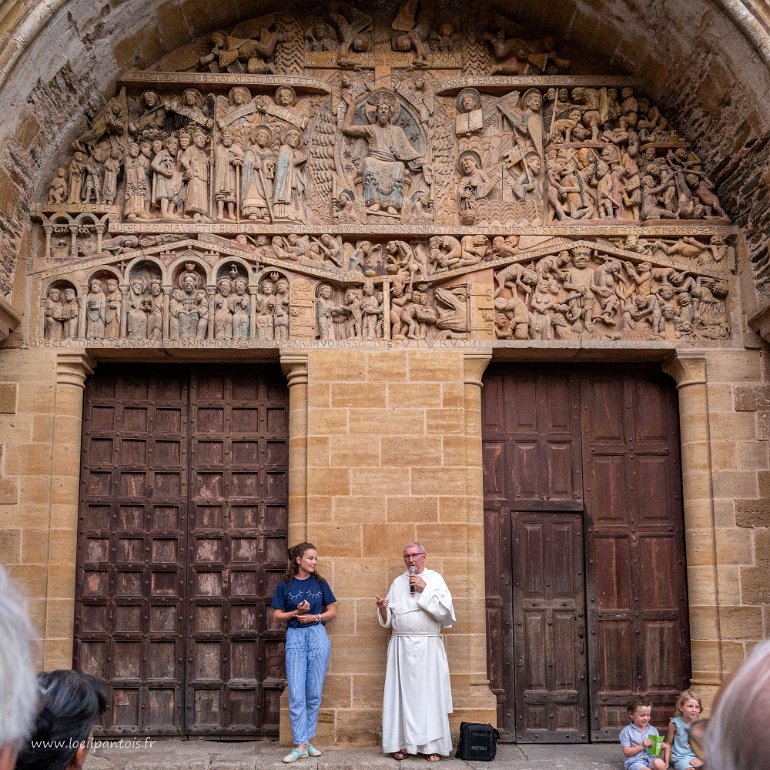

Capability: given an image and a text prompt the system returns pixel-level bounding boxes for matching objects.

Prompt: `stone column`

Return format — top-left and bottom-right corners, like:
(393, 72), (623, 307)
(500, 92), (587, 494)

(461, 349), (498, 722)
(277, 351), (310, 746)
(44, 351), (95, 668)
(281, 351), (309, 545)
(663, 352), (723, 704)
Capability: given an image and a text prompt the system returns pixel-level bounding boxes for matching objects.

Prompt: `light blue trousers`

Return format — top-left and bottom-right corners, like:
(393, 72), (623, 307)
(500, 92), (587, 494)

(285, 624), (331, 745)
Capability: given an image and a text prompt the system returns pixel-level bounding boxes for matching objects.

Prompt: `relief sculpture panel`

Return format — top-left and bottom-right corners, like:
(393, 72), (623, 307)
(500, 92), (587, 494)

(30, 2), (737, 350)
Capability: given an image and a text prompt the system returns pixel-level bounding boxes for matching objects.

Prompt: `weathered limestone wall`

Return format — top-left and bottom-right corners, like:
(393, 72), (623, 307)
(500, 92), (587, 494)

(0, 347), (91, 668)
(279, 348), (496, 745)
(1, 341), (770, 735)
(666, 344), (770, 710)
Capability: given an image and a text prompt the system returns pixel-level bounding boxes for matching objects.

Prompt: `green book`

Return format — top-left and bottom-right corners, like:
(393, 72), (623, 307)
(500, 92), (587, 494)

(649, 735), (665, 757)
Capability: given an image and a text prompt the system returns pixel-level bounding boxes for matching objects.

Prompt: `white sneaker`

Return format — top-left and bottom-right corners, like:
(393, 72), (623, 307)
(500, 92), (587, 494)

(282, 748), (309, 763)
(307, 744), (322, 757)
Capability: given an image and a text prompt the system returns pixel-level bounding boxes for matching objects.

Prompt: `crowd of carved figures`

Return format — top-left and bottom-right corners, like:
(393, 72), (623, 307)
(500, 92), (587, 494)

(492, 244), (729, 341)
(45, 76), (727, 228)
(48, 83), (319, 224)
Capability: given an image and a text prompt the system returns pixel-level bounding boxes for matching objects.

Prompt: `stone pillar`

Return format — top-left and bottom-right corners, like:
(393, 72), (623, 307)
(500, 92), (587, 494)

(460, 350), (498, 722)
(663, 352), (723, 705)
(281, 351), (309, 545)
(44, 351), (94, 668)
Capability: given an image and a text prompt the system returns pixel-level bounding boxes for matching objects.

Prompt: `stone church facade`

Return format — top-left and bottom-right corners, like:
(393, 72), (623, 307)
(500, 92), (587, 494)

(0, 0), (768, 746)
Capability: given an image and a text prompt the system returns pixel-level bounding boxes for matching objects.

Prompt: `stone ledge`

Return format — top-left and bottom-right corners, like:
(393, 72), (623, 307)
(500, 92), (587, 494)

(85, 741), (619, 770)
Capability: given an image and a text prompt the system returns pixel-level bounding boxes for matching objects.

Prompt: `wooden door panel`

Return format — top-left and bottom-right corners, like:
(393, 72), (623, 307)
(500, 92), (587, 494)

(510, 442), (540, 500)
(642, 620), (680, 686)
(507, 377), (538, 433)
(76, 364), (288, 738)
(76, 367), (187, 735)
(513, 513), (588, 743)
(586, 455), (630, 525)
(538, 377), (573, 434)
(630, 379), (670, 444)
(585, 377), (626, 444)
(593, 535), (631, 611)
(637, 535), (679, 608)
(635, 456), (677, 525)
(542, 442), (576, 503)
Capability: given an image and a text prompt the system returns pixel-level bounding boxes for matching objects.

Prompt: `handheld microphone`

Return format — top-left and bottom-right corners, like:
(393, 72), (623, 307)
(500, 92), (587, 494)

(409, 565), (416, 595)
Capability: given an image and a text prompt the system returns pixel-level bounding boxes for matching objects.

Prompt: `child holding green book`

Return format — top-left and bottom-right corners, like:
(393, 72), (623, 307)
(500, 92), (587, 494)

(619, 696), (668, 770)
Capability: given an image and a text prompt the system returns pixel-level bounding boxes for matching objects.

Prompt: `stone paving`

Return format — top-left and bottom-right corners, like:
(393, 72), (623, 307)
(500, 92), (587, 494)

(86, 740), (621, 770)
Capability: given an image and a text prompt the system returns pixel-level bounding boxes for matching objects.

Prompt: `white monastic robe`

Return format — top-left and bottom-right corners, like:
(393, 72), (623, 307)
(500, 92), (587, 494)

(378, 568), (456, 756)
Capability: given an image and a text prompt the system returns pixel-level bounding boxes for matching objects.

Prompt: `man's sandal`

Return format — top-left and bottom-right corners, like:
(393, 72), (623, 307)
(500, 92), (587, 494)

(392, 750), (408, 760)
(425, 754), (441, 762)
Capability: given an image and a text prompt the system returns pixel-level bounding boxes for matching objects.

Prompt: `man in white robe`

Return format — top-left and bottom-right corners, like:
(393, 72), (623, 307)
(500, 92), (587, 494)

(375, 542), (455, 761)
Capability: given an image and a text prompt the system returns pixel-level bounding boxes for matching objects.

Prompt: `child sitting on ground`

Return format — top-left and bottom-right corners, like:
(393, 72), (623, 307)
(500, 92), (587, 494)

(665, 689), (704, 769)
(619, 695), (667, 770)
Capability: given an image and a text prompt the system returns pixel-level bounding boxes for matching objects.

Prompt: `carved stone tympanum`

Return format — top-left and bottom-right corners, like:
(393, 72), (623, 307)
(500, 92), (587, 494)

(30, 3), (736, 350)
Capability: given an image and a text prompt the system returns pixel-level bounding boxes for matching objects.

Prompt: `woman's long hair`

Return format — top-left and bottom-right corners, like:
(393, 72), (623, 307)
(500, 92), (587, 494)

(283, 541), (325, 583)
(16, 670), (108, 770)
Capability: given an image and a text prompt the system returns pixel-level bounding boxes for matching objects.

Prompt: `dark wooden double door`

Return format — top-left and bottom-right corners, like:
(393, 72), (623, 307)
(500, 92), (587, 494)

(75, 365), (289, 736)
(483, 364), (690, 742)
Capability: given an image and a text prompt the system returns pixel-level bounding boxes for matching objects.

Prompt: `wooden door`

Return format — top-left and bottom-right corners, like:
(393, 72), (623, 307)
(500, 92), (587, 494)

(512, 512), (588, 742)
(483, 364), (689, 742)
(75, 365), (288, 737)
(581, 372), (689, 740)
(484, 368), (586, 741)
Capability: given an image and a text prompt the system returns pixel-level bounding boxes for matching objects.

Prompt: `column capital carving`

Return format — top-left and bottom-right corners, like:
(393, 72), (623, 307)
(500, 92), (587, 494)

(463, 349), (493, 387)
(662, 351), (707, 389)
(55, 351), (95, 388)
(280, 351), (309, 387)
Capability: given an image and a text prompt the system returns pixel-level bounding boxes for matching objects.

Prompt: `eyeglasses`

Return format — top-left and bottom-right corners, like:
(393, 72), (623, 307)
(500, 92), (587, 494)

(688, 718), (709, 762)
(403, 552), (425, 561)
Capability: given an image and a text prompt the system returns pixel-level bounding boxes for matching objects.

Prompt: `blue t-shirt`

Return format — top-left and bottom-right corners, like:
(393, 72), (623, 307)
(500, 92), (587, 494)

(619, 723), (660, 770)
(272, 575), (336, 629)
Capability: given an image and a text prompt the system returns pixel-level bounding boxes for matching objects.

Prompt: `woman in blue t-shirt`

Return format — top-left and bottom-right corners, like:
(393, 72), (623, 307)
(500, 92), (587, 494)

(272, 541), (337, 764)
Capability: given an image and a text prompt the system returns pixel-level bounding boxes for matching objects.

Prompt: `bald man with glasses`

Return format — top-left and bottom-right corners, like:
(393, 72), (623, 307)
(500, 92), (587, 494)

(375, 542), (456, 762)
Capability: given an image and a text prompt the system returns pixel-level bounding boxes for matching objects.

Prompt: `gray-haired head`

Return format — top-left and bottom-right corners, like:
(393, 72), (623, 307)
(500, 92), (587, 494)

(705, 639), (770, 770)
(0, 566), (38, 763)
